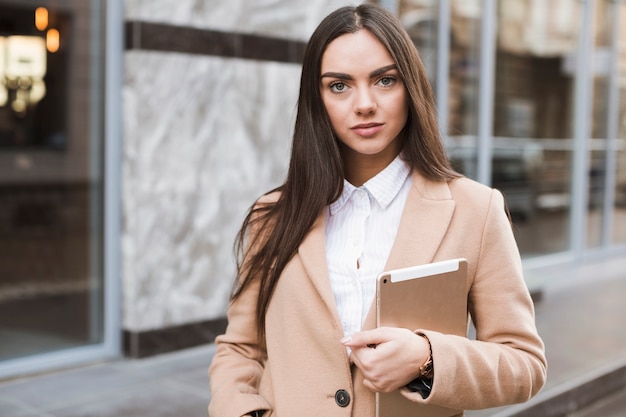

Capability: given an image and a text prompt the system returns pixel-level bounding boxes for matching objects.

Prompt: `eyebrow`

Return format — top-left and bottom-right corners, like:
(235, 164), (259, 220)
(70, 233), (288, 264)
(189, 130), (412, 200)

(320, 64), (398, 80)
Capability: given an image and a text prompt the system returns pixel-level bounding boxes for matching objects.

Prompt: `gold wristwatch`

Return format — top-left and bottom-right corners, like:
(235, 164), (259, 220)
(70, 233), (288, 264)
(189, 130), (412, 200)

(419, 334), (434, 379)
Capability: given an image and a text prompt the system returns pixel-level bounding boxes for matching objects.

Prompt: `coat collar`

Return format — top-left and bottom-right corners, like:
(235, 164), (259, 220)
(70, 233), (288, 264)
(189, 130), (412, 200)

(297, 171), (457, 331)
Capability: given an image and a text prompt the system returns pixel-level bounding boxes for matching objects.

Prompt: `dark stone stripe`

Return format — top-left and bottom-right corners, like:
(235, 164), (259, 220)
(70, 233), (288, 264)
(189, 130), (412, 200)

(125, 20), (307, 63)
(123, 317), (227, 358)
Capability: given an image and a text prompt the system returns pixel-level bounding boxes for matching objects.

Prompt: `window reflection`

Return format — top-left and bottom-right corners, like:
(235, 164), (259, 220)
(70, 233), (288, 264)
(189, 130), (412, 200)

(400, 0), (626, 256)
(449, 0), (481, 139)
(443, 0), (483, 182)
(0, 5), (67, 149)
(34, 7), (48, 31)
(490, 0), (584, 256)
(397, 0), (482, 180)
(0, 1), (103, 362)
(615, 2), (626, 245)
(1, 36), (47, 113)
(585, 0), (612, 248)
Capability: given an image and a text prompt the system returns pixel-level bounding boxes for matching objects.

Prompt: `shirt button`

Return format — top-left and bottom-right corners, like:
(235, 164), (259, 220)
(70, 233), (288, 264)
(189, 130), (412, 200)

(335, 389), (351, 407)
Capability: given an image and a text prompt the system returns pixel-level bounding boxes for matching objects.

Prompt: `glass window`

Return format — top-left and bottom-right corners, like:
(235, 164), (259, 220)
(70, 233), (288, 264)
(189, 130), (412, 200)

(398, 0), (482, 180)
(399, 0), (439, 87)
(0, 1), (105, 361)
(614, 2), (626, 245)
(446, 0), (482, 180)
(587, 0), (613, 248)
(492, 0), (581, 257)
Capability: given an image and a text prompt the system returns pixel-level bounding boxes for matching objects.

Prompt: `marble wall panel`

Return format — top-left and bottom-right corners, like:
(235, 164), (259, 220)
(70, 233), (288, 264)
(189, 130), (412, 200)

(124, 0), (362, 41)
(123, 51), (301, 331)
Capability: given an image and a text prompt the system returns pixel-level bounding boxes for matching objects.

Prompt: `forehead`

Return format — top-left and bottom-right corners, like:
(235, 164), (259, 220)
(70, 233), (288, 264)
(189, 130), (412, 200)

(321, 29), (395, 73)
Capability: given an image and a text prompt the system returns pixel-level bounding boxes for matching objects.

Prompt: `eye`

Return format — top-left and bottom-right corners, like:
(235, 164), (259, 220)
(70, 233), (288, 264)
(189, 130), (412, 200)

(329, 81), (347, 93)
(378, 76), (396, 87)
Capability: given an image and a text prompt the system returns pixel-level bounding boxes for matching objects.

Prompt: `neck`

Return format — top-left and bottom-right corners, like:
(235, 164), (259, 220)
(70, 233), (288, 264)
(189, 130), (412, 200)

(341, 149), (399, 186)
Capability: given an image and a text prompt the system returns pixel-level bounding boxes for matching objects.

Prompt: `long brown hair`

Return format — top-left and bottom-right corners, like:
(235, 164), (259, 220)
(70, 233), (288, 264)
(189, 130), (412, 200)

(232, 4), (460, 342)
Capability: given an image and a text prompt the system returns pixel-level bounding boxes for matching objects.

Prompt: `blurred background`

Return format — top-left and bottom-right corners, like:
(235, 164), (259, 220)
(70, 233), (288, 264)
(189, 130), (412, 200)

(0, 0), (624, 403)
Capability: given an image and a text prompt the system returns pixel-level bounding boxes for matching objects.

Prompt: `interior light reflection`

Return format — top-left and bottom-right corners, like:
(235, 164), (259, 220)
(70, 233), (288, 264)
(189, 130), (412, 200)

(46, 29), (59, 53)
(35, 7), (49, 31)
(0, 35), (48, 112)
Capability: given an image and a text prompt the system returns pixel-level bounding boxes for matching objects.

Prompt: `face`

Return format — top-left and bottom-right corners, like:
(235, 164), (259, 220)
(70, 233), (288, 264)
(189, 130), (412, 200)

(320, 29), (408, 172)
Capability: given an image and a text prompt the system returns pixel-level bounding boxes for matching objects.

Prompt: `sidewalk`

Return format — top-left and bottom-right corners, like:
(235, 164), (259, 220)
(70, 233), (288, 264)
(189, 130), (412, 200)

(1, 254), (625, 417)
(468, 253), (626, 417)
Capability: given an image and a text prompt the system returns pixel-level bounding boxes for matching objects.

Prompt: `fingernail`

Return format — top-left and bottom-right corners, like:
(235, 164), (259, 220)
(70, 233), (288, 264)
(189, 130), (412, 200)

(340, 336), (352, 344)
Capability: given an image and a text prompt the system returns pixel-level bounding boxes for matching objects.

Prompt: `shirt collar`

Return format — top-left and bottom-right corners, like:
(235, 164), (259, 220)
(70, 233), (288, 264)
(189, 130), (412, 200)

(329, 156), (411, 215)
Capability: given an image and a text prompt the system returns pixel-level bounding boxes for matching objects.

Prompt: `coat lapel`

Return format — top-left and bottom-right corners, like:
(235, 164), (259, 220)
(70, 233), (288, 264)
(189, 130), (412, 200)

(362, 173), (456, 330)
(296, 173), (457, 332)
(384, 173), (456, 270)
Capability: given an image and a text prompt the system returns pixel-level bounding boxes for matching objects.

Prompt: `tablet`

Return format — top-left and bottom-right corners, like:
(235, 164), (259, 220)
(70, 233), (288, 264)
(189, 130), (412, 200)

(375, 258), (468, 417)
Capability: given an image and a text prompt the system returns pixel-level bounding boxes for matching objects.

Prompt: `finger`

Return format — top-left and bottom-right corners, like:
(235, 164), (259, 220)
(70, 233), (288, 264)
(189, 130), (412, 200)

(362, 377), (394, 394)
(349, 343), (382, 375)
(340, 329), (386, 347)
(362, 378), (376, 392)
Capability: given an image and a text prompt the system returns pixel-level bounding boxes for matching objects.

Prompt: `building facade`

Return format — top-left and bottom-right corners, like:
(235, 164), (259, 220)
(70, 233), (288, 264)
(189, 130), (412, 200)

(0, 0), (625, 379)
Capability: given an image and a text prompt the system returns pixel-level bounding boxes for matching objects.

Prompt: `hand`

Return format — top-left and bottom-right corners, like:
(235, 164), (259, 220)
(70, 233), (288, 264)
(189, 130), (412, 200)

(341, 327), (430, 393)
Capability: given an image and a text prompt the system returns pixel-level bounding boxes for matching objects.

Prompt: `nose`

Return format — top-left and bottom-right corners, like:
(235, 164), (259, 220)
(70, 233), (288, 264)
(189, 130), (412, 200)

(353, 88), (377, 115)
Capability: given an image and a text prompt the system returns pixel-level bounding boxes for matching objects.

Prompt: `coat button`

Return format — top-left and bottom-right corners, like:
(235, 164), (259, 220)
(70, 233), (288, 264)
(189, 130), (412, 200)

(335, 389), (350, 407)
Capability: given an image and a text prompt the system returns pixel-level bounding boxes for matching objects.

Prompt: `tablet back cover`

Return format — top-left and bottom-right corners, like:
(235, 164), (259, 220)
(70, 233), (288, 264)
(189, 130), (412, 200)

(375, 258), (468, 417)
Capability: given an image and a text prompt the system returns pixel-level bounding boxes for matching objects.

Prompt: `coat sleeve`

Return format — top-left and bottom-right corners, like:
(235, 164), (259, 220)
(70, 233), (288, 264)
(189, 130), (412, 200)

(208, 275), (271, 417)
(405, 188), (547, 410)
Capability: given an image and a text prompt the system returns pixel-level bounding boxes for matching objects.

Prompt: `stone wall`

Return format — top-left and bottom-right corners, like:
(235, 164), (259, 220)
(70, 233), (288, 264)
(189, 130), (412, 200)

(122, 0), (362, 333)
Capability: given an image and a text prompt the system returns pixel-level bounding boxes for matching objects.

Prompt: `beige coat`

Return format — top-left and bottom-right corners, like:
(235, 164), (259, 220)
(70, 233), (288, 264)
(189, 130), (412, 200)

(209, 174), (547, 417)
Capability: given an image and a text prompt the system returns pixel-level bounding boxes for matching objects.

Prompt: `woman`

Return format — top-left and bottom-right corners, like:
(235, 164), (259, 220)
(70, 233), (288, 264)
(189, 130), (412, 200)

(209, 4), (546, 417)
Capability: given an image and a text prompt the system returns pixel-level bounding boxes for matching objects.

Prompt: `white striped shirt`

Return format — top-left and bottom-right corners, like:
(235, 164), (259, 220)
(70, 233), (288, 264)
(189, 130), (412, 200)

(325, 156), (412, 338)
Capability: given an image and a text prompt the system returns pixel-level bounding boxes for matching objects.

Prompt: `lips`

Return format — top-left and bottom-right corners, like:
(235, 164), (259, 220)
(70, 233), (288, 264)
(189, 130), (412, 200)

(351, 123), (384, 137)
